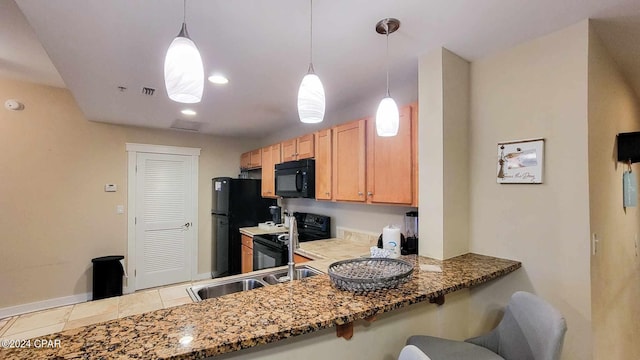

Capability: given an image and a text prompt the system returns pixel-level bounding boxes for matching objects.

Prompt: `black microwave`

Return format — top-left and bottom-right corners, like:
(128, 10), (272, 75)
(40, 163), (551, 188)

(275, 159), (315, 198)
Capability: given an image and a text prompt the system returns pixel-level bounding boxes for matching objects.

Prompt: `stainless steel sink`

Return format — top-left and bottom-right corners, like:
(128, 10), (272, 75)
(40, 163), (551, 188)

(262, 267), (323, 285)
(187, 265), (323, 302)
(187, 278), (267, 302)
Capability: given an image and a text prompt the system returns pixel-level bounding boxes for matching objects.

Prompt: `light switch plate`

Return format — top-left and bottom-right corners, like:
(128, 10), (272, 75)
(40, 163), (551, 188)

(105, 184), (117, 192)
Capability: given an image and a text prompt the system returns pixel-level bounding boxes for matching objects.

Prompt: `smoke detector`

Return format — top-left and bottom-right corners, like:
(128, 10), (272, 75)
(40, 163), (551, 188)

(5, 99), (24, 111)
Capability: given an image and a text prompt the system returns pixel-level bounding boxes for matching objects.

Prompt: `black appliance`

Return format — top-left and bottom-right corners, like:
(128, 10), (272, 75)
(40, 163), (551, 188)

(274, 159), (315, 198)
(269, 205), (282, 223)
(253, 212), (330, 271)
(212, 177), (275, 278)
(617, 131), (640, 163)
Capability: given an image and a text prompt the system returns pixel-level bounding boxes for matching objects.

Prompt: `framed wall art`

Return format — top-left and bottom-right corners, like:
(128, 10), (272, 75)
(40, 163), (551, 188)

(497, 138), (544, 184)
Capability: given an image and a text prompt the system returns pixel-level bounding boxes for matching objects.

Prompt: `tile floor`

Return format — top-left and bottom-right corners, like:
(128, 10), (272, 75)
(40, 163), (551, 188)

(0, 282), (194, 341)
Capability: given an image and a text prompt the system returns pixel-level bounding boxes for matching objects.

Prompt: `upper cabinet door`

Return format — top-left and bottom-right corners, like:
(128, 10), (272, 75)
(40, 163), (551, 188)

(261, 143), (281, 198)
(281, 134), (314, 162)
(315, 128), (332, 200)
(296, 133), (315, 160)
(261, 145), (273, 197)
(281, 139), (296, 162)
(333, 119), (366, 202)
(240, 151), (251, 170)
(271, 142), (282, 165)
(250, 149), (262, 168)
(366, 104), (415, 205)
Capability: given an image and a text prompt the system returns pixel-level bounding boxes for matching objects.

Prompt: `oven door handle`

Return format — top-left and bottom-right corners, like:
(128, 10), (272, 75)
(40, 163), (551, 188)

(295, 170), (303, 192)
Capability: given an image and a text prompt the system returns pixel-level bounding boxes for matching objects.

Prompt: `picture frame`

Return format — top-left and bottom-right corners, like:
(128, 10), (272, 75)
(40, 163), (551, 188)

(497, 138), (544, 184)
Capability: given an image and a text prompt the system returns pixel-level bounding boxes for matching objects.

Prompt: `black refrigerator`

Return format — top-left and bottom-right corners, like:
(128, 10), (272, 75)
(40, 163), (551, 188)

(212, 177), (275, 278)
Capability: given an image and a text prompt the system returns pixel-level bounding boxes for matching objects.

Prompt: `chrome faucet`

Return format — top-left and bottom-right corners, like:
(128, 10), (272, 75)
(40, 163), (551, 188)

(287, 216), (298, 281)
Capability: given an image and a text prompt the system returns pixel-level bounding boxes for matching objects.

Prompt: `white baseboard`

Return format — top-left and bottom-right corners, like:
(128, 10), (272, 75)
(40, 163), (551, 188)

(0, 292), (91, 319)
(2, 274), (212, 319)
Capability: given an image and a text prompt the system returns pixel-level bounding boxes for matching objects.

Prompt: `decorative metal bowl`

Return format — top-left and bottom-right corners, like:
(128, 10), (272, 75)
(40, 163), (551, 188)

(328, 258), (414, 292)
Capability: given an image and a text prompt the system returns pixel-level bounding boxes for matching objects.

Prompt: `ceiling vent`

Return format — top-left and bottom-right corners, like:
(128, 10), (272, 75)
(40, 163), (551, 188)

(141, 87), (155, 96)
(170, 119), (201, 132)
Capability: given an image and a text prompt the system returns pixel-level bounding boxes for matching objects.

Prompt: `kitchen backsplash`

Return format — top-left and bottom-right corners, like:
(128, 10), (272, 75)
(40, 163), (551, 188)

(336, 227), (380, 247)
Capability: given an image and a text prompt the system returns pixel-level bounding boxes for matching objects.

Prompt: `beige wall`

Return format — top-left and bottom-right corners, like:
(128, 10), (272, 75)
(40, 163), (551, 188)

(418, 47), (470, 260)
(467, 21), (592, 360)
(588, 27), (640, 360)
(418, 48), (445, 259)
(0, 77), (257, 307)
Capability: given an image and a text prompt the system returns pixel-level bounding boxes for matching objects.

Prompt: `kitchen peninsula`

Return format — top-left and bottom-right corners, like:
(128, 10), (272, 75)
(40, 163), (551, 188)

(0, 237), (520, 360)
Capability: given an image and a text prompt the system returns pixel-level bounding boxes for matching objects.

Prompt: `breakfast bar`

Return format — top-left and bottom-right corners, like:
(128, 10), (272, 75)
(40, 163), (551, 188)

(0, 236), (520, 360)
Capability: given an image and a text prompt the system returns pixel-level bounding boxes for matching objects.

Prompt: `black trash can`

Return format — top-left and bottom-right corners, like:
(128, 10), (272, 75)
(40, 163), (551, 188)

(91, 255), (124, 300)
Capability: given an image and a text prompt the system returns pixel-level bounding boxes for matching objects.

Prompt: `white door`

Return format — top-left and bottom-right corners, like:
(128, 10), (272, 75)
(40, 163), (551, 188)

(135, 152), (194, 289)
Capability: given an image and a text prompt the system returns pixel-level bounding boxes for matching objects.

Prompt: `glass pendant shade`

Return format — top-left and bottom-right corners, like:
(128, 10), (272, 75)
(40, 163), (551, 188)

(297, 70), (325, 124)
(376, 96), (399, 136)
(164, 24), (204, 104)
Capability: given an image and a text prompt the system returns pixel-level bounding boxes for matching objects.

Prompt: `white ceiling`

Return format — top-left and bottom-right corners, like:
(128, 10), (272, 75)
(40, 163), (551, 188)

(5, 0), (640, 137)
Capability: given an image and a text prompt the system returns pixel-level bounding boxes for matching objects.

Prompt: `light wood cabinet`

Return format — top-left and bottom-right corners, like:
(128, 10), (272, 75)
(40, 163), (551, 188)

(281, 134), (315, 162)
(366, 104), (417, 205)
(296, 133), (315, 159)
(261, 143), (281, 198)
(250, 149), (262, 168)
(293, 253), (312, 263)
(281, 139), (297, 162)
(240, 149), (262, 170)
(241, 234), (253, 274)
(246, 102), (417, 206)
(332, 119), (366, 202)
(240, 151), (251, 169)
(315, 128), (332, 200)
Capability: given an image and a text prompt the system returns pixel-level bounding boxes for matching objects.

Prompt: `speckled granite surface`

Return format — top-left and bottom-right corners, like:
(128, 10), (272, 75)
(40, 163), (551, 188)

(0, 245), (520, 359)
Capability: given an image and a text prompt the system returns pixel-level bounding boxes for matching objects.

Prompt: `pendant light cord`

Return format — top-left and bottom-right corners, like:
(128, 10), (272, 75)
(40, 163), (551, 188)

(183, 0), (186, 23)
(308, 0), (314, 73)
(385, 20), (390, 97)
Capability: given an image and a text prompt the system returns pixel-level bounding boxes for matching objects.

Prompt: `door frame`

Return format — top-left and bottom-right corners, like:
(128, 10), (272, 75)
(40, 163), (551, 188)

(125, 143), (200, 293)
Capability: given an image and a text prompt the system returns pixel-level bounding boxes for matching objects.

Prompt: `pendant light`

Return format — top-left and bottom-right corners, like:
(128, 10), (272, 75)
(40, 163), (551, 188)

(375, 18), (400, 137)
(297, 0), (325, 124)
(164, 0), (204, 104)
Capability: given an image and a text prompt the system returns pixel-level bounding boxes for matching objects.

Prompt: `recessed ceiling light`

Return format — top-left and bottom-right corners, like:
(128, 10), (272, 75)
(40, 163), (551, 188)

(208, 74), (229, 85)
(181, 109), (197, 116)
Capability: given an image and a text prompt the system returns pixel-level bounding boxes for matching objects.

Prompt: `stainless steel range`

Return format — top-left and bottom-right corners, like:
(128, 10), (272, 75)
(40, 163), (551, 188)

(252, 212), (330, 271)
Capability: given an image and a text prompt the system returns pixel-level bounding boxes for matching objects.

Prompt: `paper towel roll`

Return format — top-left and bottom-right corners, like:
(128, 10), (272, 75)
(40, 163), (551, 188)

(382, 225), (401, 258)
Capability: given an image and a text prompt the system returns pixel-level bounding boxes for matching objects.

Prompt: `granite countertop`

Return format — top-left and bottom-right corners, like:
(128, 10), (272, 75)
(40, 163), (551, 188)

(0, 238), (521, 360)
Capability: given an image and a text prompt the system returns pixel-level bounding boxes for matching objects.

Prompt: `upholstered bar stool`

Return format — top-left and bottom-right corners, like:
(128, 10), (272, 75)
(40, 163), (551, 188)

(406, 291), (567, 360)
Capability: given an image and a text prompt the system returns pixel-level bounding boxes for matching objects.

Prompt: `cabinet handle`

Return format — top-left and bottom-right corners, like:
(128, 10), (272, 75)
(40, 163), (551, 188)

(367, 192), (373, 196)
(326, 192), (330, 195)
(358, 192), (363, 196)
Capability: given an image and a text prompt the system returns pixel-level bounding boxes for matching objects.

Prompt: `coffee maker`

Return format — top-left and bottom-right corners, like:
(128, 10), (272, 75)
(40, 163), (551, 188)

(269, 205), (282, 224)
(402, 211), (418, 255)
